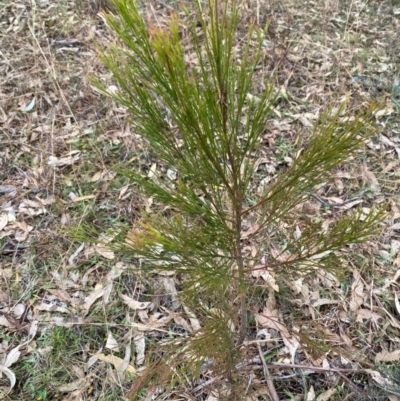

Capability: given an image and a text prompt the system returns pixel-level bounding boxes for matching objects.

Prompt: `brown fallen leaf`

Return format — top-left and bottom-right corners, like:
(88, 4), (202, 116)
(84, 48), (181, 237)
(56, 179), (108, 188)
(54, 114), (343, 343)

(395, 292), (400, 316)
(93, 353), (136, 374)
(61, 212), (71, 226)
(161, 277), (180, 310)
(121, 293), (152, 310)
(46, 289), (73, 304)
(0, 365), (16, 394)
(91, 171), (103, 182)
(128, 315), (175, 332)
(306, 385), (315, 401)
(35, 196), (55, 206)
(252, 266), (279, 292)
(356, 309), (384, 324)
(82, 284), (104, 316)
(361, 165), (380, 192)
(0, 213), (8, 230)
(34, 300), (69, 314)
(254, 290), (299, 362)
(183, 305), (201, 331)
(106, 331), (120, 352)
(57, 378), (87, 393)
(92, 243), (115, 259)
(0, 320), (38, 394)
(0, 315), (13, 328)
(365, 369), (394, 387)
(18, 205), (47, 216)
(134, 334), (145, 365)
(103, 262), (127, 304)
(19, 199), (42, 208)
(71, 194), (96, 203)
(48, 151), (81, 167)
(173, 314), (193, 333)
(375, 349), (400, 363)
(310, 299), (339, 308)
(350, 270), (364, 313)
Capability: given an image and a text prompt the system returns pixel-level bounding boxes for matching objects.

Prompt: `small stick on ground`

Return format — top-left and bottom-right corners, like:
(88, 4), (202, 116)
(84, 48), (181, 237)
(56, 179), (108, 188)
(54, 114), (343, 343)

(266, 362), (365, 373)
(257, 343), (279, 401)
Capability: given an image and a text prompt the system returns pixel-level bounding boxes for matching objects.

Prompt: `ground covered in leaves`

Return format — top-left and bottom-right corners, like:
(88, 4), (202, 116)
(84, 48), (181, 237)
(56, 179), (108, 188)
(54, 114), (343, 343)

(1, 0), (400, 400)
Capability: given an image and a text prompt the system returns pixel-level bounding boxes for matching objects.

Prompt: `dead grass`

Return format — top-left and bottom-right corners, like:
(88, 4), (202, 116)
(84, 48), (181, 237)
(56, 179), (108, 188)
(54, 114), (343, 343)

(0, 0), (400, 400)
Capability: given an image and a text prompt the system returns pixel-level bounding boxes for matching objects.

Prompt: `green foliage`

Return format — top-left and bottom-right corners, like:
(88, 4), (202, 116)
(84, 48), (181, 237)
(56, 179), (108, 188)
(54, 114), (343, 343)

(87, 0), (386, 397)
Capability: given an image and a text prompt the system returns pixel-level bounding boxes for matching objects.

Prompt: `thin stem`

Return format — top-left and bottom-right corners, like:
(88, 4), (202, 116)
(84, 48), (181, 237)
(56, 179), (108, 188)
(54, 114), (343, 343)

(235, 199), (247, 346)
(208, 0), (247, 346)
(237, 290), (247, 345)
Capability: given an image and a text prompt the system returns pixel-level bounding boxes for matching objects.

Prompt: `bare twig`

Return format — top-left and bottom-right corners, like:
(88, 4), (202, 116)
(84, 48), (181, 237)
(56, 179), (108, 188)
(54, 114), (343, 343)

(265, 362), (364, 373)
(257, 343), (279, 401)
(192, 377), (220, 393)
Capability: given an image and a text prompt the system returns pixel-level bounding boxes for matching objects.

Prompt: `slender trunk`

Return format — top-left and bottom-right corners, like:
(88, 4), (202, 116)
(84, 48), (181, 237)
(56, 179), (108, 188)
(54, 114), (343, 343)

(235, 202), (247, 346)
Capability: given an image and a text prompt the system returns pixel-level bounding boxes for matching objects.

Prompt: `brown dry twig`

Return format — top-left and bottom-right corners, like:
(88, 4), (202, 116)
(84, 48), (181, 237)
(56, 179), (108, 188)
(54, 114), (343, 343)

(266, 362), (365, 373)
(257, 342), (280, 401)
